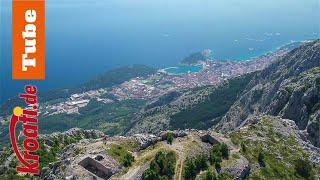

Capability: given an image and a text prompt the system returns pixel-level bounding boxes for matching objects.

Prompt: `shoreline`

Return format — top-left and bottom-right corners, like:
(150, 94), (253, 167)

(231, 39), (312, 61)
(159, 64), (203, 75)
(159, 39), (311, 75)
(1, 40), (315, 104)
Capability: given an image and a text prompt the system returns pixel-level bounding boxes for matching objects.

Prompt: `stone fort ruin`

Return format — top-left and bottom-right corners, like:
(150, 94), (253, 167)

(78, 156), (113, 179)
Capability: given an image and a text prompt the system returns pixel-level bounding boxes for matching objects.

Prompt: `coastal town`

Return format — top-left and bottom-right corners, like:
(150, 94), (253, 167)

(40, 46), (291, 116)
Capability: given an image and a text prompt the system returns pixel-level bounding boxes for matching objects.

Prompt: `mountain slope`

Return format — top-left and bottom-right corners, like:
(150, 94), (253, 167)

(216, 40), (320, 147)
(229, 115), (320, 179)
(2, 116), (319, 179)
(126, 73), (254, 135)
(80, 64), (156, 91)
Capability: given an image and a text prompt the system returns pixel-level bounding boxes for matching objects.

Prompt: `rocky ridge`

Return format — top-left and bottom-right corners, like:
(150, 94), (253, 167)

(216, 40), (320, 147)
(39, 115), (320, 179)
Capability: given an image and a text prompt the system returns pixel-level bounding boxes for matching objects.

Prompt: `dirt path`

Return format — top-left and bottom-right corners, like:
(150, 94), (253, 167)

(123, 166), (141, 180)
(178, 158), (184, 180)
(121, 163), (150, 180)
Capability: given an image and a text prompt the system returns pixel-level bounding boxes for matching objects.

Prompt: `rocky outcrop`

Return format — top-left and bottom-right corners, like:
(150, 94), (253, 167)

(216, 40), (320, 147)
(133, 134), (161, 150)
(241, 115), (320, 165)
(40, 128), (106, 141)
(201, 134), (221, 145)
(38, 128), (109, 179)
(307, 120), (320, 147)
(160, 130), (188, 140)
(221, 155), (250, 179)
(126, 87), (216, 135)
(133, 130), (188, 150)
(40, 139), (122, 180)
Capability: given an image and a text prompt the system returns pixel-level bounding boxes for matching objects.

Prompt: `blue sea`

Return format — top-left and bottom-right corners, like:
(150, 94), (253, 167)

(0, 0), (319, 103)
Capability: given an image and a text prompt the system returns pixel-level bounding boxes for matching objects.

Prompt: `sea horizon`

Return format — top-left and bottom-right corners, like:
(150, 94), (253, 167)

(1, 0), (319, 103)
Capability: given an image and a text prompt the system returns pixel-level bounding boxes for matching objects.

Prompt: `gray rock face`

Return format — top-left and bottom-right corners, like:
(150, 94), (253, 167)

(221, 155), (250, 179)
(126, 87), (215, 135)
(39, 128), (106, 143)
(216, 40), (320, 147)
(160, 130), (188, 140)
(268, 116), (320, 165)
(133, 134), (161, 150)
(307, 120), (320, 147)
(133, 130), (188, 150)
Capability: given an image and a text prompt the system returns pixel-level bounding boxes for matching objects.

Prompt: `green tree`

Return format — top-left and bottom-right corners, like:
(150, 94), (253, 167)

(215, 162), (221, 172)
(143, 151), (176, 180)
(258, 151), (265, 167)
(220, 143), (229, 159)
(183, 143), (230, 179)
(123, 153), (135, 167)
(184, 158), (197, 179)
(209, 150), (222, 165)
(163, 152), (176, 176)
(204, 168), (217, 180)
(294, 158), (313, 179)
(241, 142), (246, 153)
(167, 133), (174, 145)
(195, 155), (208, 171)
(142, 169), (157, 180)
